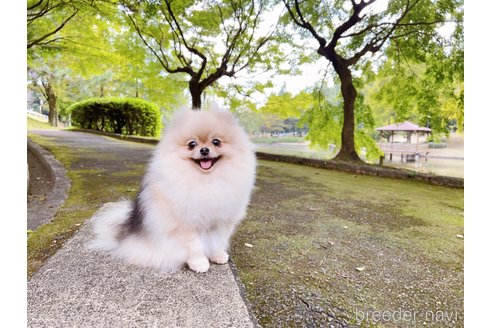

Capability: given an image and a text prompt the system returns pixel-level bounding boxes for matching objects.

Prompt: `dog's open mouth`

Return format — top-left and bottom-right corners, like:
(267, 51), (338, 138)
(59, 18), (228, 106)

(193, 156), (221, 171)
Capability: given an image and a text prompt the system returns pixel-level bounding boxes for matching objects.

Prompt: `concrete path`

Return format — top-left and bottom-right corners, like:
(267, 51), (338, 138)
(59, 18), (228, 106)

(27, 130), (256, 327)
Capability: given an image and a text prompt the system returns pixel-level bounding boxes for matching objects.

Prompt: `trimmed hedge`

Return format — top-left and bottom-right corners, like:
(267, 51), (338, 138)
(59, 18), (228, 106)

(68, 97), (162, 137)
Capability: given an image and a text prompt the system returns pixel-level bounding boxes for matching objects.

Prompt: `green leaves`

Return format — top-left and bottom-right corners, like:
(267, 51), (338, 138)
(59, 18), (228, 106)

(301, 102), (342, 152)
(298, 86), (383, 161)
(26, 0), (463, 152)
(278, 0), (463, 160)
(261, 91), (316, 119)
(28, 0), (186, 117)
(367, 42), (464, 136)
(122, 0), (281, 107)
(68, 97), (162, 136)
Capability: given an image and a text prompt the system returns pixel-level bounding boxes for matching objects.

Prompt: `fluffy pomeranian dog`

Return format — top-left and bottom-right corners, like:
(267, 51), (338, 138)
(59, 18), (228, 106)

(89, 108), (256, 273)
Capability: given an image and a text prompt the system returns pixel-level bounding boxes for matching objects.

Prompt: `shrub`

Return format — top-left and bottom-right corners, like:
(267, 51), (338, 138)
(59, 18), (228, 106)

(68, 97), (162, 137)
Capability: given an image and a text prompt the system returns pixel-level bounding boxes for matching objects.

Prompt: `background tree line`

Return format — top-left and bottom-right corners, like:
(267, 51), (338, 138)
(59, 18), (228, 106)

(27, 0), (463, 162)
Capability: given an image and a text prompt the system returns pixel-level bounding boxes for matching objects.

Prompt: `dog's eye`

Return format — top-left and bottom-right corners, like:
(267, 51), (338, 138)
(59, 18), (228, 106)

(212, 139), (221, 147)
(187, 141), (197, 150)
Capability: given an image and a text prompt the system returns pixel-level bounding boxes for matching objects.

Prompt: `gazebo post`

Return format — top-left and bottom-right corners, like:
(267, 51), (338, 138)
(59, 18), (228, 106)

(391, 131), (394, 161)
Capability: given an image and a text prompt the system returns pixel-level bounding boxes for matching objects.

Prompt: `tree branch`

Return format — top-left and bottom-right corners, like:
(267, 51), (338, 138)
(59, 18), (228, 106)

(345, 0), (421, 66)
(225, 0), (258, 72)
(325, 0), (376, 52)
(126, 11), (190, 75)
(28, 0), (46, 11)
(163, 0), (208, 79)
(27, 9), (78, 49)
(31, 36), (66, 48)
(393, 39), (424, 81)
(282, 0), (327, 47)
(340, 22), (393, 39)
(28, 1), (62, 23)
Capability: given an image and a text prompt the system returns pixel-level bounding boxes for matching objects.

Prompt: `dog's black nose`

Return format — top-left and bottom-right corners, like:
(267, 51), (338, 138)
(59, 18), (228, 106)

(200, 147), (209, 156)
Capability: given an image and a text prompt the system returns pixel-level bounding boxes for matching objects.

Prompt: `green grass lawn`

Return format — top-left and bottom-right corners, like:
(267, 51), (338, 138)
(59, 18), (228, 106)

(231, 160), (464, 327)
(251, 136), (305, 144)
(27, 117), (59, 131)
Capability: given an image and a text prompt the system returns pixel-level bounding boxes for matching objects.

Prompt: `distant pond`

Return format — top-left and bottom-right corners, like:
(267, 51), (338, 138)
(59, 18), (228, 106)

(254, 143), (464, 179)
(382, 156), (463, 178)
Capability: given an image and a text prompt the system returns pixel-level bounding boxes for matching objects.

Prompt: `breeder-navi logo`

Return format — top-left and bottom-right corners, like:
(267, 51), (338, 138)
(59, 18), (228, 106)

(355, 307), (460, 325)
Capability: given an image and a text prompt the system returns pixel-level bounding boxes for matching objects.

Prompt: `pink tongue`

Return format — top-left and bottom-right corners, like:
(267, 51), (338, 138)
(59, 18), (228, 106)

(200, 159), (212, 170)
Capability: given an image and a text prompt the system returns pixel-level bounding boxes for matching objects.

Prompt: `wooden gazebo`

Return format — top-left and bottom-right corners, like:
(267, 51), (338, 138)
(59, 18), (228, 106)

(376, 121), (432, 161)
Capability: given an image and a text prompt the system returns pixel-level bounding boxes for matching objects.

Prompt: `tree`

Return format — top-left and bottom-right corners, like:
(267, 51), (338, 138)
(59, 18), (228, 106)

(121, 0), (277, 109)
(27, 0), (111, 126)
(27, 26), (77, 127)
(27, 0), (106, 49)
(367, 58), (463, 136)
(282, 0), (462, 161)
(27, 0), (185, 126)
(260, 84), (382, 160)
(368, 6), (464, 135)
(108, 27), (189, 109)
(28, 0), (77, 49)
(261, 90), (316, 118)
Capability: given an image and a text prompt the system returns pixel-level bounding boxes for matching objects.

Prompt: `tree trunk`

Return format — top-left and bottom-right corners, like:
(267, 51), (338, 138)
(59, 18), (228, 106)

(135, 78), (139, 98)
(189, 81), (202, 110)
(44, 81), (58, 127)
(335, 67), (361, 162)
(327, 53), (362, 162)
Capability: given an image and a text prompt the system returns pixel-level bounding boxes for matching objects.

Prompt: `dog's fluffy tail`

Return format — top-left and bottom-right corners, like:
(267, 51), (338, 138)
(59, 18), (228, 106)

(87, 200), (133, 251)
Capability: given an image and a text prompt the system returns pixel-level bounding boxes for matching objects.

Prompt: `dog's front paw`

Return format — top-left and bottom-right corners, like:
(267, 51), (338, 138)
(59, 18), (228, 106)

(210, 250), (229, 264)
(187, 256), (210, 273)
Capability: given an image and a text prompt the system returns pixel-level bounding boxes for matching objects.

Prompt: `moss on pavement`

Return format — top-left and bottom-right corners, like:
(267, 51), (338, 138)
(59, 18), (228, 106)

(230, 161), (463, 327)
(27, 133), (150, 277)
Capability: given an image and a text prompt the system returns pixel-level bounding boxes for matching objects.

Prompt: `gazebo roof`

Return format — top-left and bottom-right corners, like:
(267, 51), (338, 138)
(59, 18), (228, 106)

(376, 121), (432, 132)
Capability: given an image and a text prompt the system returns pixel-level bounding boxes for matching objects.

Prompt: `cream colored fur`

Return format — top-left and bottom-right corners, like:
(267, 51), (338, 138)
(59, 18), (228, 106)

(88, 108), (256, 273)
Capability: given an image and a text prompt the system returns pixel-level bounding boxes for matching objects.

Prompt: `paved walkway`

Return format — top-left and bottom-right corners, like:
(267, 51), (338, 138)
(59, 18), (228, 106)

(27, 130), (256, 327)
